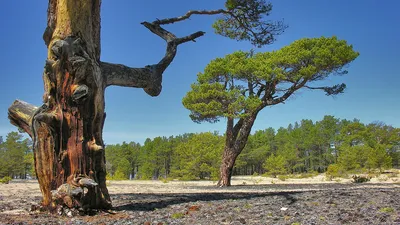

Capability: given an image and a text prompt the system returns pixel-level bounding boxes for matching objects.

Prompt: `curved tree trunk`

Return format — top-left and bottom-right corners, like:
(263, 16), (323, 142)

(218, 146), (240, 186)
(217, 115), (257, 187)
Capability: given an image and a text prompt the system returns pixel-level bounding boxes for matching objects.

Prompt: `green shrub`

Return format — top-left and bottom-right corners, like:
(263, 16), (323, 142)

(0, 176), (12, 184)
(263, 154), (287, 178)
(278, 175), (288, 181)
(171, 212), (185, 219)
(110, 170), (128, 180)
(326, 164), (347, 180)
(160, 177), (173, 183)
(379, 207), (394, 213)
(179, 174), (197, 181)
(300, 171), (319, 178)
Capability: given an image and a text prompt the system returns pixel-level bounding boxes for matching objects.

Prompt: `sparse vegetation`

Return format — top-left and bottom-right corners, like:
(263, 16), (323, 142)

(379, 207), (395, 213)
(352, 175), (371, 183)
(326, 164), (348, 180)
(0, 176), (12, 184)
(278, 175), (289, 181)
(171, 212), (185, 219)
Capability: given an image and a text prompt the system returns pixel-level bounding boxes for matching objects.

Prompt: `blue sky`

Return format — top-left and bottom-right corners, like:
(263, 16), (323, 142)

(0, 1), (399, 144)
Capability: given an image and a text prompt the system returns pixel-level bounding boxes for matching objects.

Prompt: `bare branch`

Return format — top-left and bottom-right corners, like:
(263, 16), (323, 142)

(141, 22), (177, 42)
(270, 79), (308, 105)
(8, 100), (37, 136)
(103, 3), (283, 96)
(152, 9), (227, 25)
(101, 62), (152, 88)
(103, 22), (205, 96)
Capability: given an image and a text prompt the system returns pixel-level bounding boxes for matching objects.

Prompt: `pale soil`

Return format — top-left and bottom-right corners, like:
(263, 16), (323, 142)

(0, 173), (399, 224)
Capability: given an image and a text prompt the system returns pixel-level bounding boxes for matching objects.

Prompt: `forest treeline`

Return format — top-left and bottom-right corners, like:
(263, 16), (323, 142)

(104, 115), (400, 180)
(0, 132), (33, 179)
(1, 115), (399, 180)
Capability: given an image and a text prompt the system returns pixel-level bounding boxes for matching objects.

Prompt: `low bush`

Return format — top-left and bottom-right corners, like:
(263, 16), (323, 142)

(0, 176), (12, 184)
(278, 175), (288, 181)
(352, 175), (371, 183)
(326, 164), (347, 180)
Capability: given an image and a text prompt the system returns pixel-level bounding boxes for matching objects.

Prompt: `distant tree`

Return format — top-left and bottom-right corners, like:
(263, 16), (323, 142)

(335, 120), (394, 171)
(263, 154), (287, 178)
(364, 122), (396, 171)
(236, 128), (274, 175)
(183, 37), (359, 186)
(138, 137), (172, 180)
(0, 132), (31, 178)
(171, 132), (224, 180)
(105, 141), (141, 179)
(314, 116), (340, 167)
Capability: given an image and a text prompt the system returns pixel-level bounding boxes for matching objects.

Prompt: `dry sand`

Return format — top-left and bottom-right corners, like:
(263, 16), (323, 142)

(0, 173), (399, 224)
(1, 173), (398, 199)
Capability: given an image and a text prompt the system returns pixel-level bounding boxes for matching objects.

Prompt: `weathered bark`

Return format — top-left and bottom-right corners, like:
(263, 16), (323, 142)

(8, 0), (209, 212)
(9, 0), (110, 212)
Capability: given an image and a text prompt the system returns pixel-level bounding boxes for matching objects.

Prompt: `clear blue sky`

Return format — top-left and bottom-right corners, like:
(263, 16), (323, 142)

(0, 1), (399, 144)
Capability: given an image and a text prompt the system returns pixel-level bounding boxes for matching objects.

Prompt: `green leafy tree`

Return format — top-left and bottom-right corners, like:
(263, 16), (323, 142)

(171, 132), (224, 180)
(0, 132), (31, 178)
(136, 136), (177, 180)
(236, 128), (275, 175)
(314, 116), (340, 167)
(263, 154), (287, 177)
(105, 141), (141, 179)
(365, 122), (400, 168)
(183, 37), (359, 186)
(365, 145), (392, 171)
(215, 0), (286, 47)
(335, 120), (394, 171)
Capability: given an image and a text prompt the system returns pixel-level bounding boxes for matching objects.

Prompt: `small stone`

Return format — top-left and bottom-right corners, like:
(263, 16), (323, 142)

(57, 206), (63, 215)
(280, 207), (288, 211)
(66, 210), (73, 217)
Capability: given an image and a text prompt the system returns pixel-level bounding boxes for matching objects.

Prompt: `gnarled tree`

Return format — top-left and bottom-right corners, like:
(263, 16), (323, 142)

(183, 36), (359, 186)
(7, 0), (285, 212)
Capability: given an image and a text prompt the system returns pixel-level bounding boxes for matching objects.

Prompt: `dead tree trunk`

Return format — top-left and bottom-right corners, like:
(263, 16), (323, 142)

(10, 0), (110, 210)
(8, 0), (208, 211)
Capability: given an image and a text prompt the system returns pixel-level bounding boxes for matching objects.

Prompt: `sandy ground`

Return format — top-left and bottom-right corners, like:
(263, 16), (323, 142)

(0, 173), (399, 224)
(106, 173), (400, 194)
(1, 173), (399, 204)
(1, 173), (398, 197)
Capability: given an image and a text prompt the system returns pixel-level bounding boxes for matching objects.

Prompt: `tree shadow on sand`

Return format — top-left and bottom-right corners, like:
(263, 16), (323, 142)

(112, 190), (300, 212)
(111, 182), (397, 212)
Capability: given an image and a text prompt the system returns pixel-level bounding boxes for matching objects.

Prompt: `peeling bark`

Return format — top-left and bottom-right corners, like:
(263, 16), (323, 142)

(9, 0), (110, 212)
